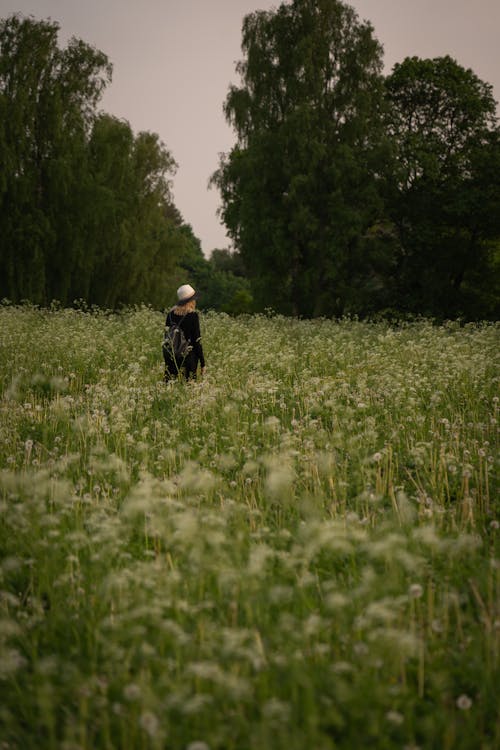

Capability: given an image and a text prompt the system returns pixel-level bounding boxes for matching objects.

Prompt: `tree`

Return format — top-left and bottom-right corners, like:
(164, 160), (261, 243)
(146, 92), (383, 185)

(0, 14), (111, 304)
(209, 248), (247, 277)
(212, 0), (389, 316)
(87, 116), (179, 307)
(385, 56), (500, 318)
(0, 14), (189, 311)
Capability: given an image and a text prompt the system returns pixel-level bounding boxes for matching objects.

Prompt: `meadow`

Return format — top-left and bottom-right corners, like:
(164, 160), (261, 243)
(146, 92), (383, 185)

(0, 304), (498, 750)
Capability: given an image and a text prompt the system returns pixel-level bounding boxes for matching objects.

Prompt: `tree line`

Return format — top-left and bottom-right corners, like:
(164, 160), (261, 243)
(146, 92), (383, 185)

(213, 0), (500, 319)
(0, 14), (251, 312)
(1, 3), (499, 319)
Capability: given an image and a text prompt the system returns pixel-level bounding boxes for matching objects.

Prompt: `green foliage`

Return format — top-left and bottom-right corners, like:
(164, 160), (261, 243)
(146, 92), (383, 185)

(213, 3), (500, 320)
(212, 0), (390, 317)
(0, 14), (207, 311)
(189, 248), (254, 313)
(0, 306), (498, 748)
(210, 247), (247, 277)
(86, 115), (181, 308)
(0, 14), (112, 305)
(383, 55), (500, 319)
(2, 8), (499, 320)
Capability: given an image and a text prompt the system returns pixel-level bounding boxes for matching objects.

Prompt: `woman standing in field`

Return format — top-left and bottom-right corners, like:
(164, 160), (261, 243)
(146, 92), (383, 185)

(163, 284), (205, 381)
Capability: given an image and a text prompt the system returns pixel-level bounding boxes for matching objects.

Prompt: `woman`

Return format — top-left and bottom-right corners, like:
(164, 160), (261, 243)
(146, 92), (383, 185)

(164, 284), (205, 381)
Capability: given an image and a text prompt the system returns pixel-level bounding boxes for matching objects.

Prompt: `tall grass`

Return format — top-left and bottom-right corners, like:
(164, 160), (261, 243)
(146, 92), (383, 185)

(0, 304), (498, 750)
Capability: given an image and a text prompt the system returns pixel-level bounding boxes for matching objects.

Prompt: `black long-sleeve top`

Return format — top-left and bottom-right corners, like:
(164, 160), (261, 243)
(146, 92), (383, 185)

(166, 309), (205, 368)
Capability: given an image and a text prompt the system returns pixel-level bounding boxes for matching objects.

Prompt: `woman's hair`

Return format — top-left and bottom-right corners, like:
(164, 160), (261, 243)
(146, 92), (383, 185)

(172, 299), (196, 315)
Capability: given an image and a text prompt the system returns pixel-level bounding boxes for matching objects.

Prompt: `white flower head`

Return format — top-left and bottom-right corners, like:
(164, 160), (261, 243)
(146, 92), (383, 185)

(409, 583), (423, 599)
(123, 683), (141, 701)
(139, 711), (160, 738)
(386, 710), (404, 725)
(456, 694), (472, 710)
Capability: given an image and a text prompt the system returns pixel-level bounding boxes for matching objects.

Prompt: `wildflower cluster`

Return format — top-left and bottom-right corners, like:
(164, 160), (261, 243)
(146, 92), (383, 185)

(0, 305), (498, 749)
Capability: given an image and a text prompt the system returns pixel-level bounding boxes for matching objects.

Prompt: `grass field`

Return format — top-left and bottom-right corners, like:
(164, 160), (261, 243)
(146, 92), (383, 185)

(0, 304), (498, 750)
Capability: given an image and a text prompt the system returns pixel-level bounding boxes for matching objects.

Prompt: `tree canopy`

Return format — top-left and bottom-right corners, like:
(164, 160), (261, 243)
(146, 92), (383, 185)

(212, 0), (390, 317)
(385, 55), (500, 318)
(0, 13), (249, 312)
(214, 0), (499, 319)
(0, 14), (111, 304)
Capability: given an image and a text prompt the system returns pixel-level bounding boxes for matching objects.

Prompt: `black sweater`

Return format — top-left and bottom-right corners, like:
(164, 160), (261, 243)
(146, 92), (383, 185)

(166, 310), (205, 368)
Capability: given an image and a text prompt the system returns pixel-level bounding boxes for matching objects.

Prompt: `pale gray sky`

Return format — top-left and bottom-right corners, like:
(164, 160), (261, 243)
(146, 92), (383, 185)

(1, 0), (499, 255)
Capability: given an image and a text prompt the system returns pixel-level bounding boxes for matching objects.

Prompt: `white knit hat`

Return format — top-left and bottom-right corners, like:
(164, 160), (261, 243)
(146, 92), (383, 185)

(176, 284), (197, 305)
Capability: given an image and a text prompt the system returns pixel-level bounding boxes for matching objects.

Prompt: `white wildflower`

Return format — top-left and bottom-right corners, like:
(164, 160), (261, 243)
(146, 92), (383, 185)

(123, 683), (141, 701)
(0, 647), (26, 677)
(353, 642), (369, 656)
(386, 710), (404, 725)
(331, 661), (354, 674)
(139, 711), (159, 738)
(264, 458), (295, 500)
(408, 583), (423, 599)
(262, 698), (291, 723)
(456, 694), (472, 710)
(264, 415), (281, 432)
(324, 592), (349, 612)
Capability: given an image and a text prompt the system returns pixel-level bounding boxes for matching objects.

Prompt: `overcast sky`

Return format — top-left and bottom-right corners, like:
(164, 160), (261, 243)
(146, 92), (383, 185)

(1, 0), (499, 255)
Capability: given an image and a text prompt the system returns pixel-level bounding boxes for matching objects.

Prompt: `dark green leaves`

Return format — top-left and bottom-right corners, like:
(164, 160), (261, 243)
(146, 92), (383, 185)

(213, 0), (388, 317)
(385, 56), (500, 319)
